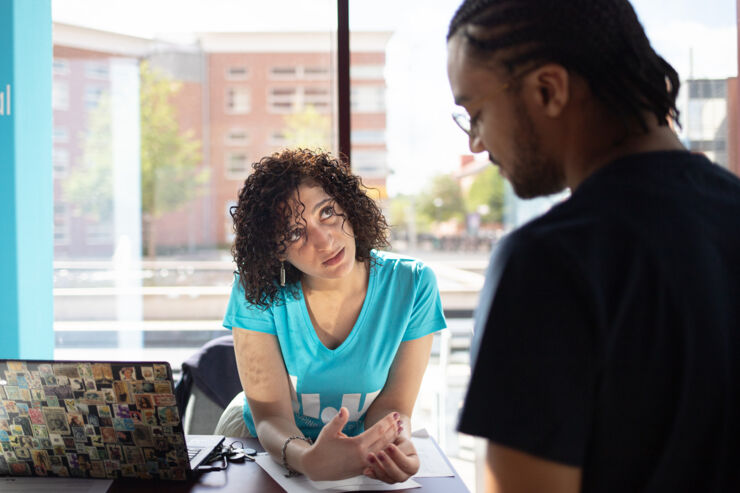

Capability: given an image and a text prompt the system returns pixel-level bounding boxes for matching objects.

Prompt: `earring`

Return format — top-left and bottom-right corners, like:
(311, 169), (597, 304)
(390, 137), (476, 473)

(280, 261), (286, 287)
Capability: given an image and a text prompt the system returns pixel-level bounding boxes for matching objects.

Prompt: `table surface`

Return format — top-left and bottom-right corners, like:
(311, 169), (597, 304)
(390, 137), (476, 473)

(108, 436), (471, 493)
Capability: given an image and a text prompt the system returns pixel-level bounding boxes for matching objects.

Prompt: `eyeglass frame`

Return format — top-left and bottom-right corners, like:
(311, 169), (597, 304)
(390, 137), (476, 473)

(451, 81), (511, 137)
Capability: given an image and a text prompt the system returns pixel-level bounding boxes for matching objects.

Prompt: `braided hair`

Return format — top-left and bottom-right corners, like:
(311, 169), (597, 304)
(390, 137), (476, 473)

(448, 0), (680, 131)
(230, 148), (389, 308)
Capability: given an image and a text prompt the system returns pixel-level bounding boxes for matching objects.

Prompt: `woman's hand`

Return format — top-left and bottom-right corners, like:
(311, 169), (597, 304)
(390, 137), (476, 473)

(363, 433), (420, 483)
(300, 407), (402, 481)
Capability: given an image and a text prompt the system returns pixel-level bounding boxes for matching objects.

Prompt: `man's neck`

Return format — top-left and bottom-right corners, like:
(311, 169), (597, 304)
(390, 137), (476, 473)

(565, 119), (685, 191)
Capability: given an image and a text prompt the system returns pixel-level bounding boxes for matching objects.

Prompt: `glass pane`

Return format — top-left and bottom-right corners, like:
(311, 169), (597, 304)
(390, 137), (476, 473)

(351, 1), (738, 492)
(51, 1), (337, 367)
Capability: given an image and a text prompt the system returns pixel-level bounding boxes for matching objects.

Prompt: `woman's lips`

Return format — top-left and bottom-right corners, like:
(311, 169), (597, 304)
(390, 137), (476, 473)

(323, 247), (345, 266)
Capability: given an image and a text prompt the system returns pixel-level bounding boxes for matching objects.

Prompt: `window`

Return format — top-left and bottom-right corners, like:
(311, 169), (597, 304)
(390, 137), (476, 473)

(86, 222), (113, 244)
(304, 87), (330, 110)
(53, 126), (69, 143)
(269, 66), (298, 79)
(52, 148), (69, 176)
(84, 85), (106, 109)
(350, 86), (385, 112)
(304, 66), (330, 79)
(226, 66), (249, 80)
(52, 80), (69, 110)
(270, 131), (288, 146)
(351, 129), (385, 144)
(225, 128), (249, 146)
(351, 150), (388, 178)
(225, 152), (249, 179)
(226, 87), (250, 114)
(268, 87), (298, 113)
(85, 61), (109, 79)
(351, 65), (384, 80)
(53, 58), (70, 76)
(54, 204), (70, 245)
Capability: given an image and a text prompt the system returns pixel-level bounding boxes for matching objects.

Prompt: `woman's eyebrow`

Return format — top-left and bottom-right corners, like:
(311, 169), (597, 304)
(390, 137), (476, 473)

(312, 197), (333, 213)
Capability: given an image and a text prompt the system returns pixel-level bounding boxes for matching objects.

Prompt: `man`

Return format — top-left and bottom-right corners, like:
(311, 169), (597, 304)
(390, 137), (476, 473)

(446, 1), (740, 492)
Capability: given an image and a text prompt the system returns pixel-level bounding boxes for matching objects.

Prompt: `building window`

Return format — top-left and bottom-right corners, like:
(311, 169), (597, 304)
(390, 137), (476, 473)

(225, 66), (249, 80)
(351, 86), (385, 113)
(225, 129), (249, 146)
(85, 86), (106, 109)
(53, 80), (69, 111)
(268, 87), (298, 113)
(53, 148), (70, 176)
(85, 61), (109, 80)
(53, 58), (70, 76)
(351, 129), (386, 145)
(269, 131), (288, 146)
(53, 126), (69, 144)
(304, 87), (331, 111)
(351, 150), (388, 178)
(54, 204), (70, 245)
(304, 66), (330, 79)
(225, 152), (249, 179)
(269, 66), (298, 79)
(226, 87), (250, 114)
(350, 65), (385, 80)
(86, 222), (113, 245)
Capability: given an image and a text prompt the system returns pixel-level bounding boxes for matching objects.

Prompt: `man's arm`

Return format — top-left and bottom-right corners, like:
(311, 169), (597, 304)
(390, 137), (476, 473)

(486, 442), (582, 493)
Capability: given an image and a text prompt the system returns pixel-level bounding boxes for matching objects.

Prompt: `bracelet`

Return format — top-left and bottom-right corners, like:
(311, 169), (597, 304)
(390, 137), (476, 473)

(281, 435), (313, 477)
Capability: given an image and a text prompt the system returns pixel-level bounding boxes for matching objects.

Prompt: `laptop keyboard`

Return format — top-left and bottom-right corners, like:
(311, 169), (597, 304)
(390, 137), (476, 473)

(188, 447), (202, 460)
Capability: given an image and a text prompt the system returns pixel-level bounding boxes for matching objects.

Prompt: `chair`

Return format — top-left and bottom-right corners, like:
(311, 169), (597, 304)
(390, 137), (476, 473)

(175, 335), (242, 434)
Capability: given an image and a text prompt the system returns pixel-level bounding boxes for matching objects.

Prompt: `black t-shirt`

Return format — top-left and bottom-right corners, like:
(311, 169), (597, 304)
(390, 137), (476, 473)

(459, 151), (740, 492)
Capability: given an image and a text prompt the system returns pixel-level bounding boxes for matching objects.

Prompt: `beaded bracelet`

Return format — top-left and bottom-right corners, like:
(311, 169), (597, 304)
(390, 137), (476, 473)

(281, 435), (313, 477)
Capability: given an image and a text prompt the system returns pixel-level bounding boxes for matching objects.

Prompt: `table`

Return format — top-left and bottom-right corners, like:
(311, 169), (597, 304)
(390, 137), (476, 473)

(109, 437), (470, 493)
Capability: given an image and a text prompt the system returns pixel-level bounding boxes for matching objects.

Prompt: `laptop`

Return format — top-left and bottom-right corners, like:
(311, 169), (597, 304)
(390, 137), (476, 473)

(0, 359), (224, 480)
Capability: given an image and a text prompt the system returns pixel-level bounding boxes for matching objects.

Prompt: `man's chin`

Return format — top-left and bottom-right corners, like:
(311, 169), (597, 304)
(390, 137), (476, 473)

(511, 180), (567, 200)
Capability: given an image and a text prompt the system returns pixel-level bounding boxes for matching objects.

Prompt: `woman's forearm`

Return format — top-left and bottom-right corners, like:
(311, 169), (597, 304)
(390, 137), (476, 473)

(255, 415), (312, 475)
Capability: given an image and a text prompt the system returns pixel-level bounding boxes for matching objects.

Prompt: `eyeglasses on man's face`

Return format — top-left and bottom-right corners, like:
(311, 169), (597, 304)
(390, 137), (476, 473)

(451, 81), (511, 137)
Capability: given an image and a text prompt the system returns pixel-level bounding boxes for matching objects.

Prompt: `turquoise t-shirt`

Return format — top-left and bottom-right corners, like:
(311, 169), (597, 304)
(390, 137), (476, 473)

(222, 250), (447, 439)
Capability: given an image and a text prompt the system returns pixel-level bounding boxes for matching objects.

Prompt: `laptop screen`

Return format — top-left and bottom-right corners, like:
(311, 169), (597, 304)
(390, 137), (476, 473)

(0, 360), (191, 480)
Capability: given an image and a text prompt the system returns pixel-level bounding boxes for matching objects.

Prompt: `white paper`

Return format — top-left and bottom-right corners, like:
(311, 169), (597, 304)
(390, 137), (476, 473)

(411, 430), (455, 478)
(0, 477), (113, 493)
(255, 453), (421, 493)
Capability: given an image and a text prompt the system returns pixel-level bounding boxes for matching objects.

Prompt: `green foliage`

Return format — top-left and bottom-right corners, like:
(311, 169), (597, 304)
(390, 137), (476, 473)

(63, 94), (114, 222)
(465, 165), (506, 223)
(416, 174), (466, 224)
(282, 105), (331, 150)
(140, 62), (208, 219)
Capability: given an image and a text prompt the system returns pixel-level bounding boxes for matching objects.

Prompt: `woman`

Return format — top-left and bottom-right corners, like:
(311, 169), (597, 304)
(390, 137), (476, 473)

(215, 148), (446, 482)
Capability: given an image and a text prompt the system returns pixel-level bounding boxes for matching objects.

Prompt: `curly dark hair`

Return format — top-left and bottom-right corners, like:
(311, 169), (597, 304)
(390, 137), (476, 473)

(447, 0), (680, 132)
(230, 148), (389, 308)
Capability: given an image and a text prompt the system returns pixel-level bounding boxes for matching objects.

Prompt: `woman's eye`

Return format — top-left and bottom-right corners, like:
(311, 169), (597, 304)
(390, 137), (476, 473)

(287, 229), (303, 242)
(320, 205), (336, 219)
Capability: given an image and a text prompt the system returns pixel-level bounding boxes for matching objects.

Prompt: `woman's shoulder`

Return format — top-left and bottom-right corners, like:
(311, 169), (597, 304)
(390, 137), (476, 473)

(371, 250), (432, 280)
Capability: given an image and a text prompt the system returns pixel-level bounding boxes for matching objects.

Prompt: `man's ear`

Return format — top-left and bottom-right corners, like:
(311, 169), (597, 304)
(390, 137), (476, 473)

(522, 63), (569, 118)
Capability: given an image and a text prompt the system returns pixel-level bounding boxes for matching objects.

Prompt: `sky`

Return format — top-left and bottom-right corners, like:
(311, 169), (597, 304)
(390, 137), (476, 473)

(52, 0), (738, 195)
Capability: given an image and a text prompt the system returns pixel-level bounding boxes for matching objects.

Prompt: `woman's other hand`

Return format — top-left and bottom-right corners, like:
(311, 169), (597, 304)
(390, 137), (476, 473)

(363, 433), (420, 483)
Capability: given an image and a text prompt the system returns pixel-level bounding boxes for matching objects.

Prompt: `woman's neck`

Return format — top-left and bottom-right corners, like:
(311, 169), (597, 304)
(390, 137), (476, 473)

(301, 258), (368, 297)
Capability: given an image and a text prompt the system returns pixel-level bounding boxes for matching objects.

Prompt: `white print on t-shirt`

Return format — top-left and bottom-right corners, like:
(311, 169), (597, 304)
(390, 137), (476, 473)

(289, 375), (380, 423)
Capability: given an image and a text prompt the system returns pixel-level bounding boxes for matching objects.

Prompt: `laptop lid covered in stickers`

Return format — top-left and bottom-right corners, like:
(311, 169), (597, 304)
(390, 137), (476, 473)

(0, 360), (210, 480)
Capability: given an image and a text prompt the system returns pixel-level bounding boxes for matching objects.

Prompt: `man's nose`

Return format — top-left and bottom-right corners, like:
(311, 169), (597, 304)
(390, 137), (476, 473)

(469, 132), (485, 154)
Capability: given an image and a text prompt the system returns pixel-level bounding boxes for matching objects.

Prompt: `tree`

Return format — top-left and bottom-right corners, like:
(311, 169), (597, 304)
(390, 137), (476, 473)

(416, 174), (466, 226)
(63, 62), (207, 257)
(282, 104), (331, 150)
(63, 94), (114, 226)
(465, 166), (506, 224)
(140, 62), (208, 257)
